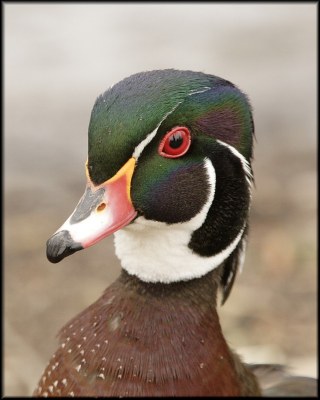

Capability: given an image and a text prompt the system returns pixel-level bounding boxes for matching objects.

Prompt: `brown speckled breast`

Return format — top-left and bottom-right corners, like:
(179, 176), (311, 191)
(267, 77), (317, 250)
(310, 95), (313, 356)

(33, 270), (261, 396)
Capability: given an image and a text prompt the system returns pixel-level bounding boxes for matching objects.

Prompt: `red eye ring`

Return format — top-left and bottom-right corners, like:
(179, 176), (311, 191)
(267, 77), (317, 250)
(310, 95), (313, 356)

(158, 126), (191, 158)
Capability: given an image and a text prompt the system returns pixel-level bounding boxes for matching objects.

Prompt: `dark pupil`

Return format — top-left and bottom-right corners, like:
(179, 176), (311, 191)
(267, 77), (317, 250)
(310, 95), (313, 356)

(169, 132), (183, 149)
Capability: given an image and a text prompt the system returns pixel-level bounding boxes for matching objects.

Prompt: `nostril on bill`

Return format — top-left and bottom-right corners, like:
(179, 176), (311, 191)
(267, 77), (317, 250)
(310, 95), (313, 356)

(96, 202), (107, 212)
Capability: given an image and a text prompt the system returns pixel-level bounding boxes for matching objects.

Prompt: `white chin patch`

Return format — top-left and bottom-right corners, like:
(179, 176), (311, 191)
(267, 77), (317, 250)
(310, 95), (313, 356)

(113, 159), (244, 283)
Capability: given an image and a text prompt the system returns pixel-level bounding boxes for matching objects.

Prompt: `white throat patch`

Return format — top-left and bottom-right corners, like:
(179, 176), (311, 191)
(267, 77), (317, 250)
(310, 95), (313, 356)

(113, 159), (244, 283)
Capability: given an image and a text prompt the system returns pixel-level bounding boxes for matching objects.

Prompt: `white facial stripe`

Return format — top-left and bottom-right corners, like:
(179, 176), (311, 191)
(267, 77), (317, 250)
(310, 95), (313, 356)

(188, 86), (211, 96)
(114, 158), (244, 283)
(198, 158), (216, 225)
(132, 126), (159, 160)
(216, 140), (253, 188)
(132, 86), (212, 160)
(133, 101), (185, 159)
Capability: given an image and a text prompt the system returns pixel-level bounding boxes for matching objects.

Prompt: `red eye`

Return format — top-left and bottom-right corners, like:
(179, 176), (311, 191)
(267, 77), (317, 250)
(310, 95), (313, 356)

(158, 126), (191, 158)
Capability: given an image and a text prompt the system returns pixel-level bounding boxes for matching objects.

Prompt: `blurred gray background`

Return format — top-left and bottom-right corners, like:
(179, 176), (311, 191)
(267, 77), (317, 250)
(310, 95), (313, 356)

(4, 3), (317, 396)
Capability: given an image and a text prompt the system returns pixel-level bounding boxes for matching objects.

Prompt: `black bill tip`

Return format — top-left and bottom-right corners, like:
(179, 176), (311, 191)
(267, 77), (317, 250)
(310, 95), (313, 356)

(46, 230), (83, 263)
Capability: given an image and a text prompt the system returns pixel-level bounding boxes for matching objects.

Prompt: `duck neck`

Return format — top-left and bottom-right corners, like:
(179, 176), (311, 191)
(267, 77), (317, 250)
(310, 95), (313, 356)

(104, 269), (260, 395)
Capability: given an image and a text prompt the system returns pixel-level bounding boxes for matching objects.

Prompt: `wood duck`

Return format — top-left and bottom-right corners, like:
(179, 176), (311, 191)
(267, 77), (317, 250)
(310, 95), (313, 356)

(33, 69), (317, 397)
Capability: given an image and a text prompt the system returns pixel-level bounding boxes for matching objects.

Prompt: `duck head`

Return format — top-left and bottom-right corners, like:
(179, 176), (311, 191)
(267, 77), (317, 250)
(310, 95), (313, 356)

(47, 69), (254, 302)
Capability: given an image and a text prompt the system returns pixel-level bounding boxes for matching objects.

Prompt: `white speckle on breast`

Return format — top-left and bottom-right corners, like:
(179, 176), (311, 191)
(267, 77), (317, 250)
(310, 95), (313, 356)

(105, 295), (115, 305)
(109, 315), (121, 331)
(147, 369), (155, 383)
